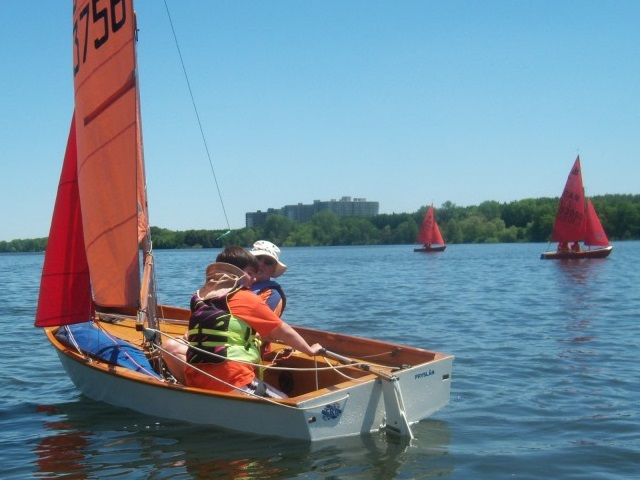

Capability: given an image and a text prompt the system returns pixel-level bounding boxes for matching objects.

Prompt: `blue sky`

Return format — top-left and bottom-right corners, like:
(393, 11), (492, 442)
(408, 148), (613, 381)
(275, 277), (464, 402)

(1, 1), (639, 241)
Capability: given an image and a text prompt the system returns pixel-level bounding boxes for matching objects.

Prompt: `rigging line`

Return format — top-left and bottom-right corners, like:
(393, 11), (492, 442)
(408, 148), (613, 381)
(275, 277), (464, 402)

(162, 0), (231, 231)
(149, 329), (362, 372)
(153, 342), (350, 410)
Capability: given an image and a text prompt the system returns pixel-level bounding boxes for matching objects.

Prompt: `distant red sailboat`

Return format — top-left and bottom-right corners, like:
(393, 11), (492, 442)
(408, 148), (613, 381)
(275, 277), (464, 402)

(414, 205), (446, 253)
(540, 156), (613, 259)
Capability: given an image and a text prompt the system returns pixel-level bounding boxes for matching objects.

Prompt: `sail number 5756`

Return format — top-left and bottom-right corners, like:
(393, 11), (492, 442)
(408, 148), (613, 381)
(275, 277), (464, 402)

(73, 0), (127, 76)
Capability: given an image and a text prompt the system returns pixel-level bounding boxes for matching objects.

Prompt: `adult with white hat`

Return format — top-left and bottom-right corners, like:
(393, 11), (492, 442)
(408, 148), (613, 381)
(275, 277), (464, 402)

(249, 240), (288, 317)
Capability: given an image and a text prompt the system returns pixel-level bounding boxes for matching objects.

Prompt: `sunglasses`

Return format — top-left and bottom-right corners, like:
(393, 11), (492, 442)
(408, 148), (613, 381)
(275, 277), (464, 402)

(257, 256), (275, 266)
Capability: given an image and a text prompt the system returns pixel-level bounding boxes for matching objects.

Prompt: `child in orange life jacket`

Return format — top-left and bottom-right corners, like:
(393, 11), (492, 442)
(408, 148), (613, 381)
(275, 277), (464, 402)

(183, 246), (323, 398)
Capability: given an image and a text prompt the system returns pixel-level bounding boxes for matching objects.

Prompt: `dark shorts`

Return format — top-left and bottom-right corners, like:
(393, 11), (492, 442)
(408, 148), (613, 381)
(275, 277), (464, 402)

(240, 378), (287, 399)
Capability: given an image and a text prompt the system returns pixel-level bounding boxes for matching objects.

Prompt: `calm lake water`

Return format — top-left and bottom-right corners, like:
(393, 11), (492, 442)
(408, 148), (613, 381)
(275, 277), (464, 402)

(1, 243), (639, 479)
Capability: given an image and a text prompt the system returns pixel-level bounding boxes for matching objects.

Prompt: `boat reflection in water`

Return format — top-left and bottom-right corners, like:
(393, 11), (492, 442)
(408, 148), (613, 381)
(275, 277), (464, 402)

(33, 401), (453, 478)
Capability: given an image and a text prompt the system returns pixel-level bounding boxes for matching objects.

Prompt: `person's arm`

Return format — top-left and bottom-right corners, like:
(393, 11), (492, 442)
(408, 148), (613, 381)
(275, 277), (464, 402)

(265, 323), (323, 356)
(229, 290), (321, 355)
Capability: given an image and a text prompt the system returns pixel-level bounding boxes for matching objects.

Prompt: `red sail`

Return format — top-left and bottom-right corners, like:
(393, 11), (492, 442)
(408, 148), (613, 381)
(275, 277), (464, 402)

(551, 156), (586, 242)
(418, 205), (445, 245)
(432, 221), (445, 246)
(37, 1), (147, 325)
(584, 199), (610, 247)
(35, 116), (93, 327)
(73, 0), (145, 309)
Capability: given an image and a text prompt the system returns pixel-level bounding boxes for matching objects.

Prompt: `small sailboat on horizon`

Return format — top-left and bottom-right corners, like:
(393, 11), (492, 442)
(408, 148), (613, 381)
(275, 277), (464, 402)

(540, 156), (613, 260)
(414, 205), (446, 253)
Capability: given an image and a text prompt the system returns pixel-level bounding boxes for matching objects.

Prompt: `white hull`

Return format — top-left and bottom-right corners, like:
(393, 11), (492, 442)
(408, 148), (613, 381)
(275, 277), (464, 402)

(49, 323), (453, 441)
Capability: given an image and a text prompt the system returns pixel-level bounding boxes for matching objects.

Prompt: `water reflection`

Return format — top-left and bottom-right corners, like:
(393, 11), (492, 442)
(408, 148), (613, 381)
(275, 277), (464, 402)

(545, 258), (611, 407)
(552, 257), (608, 286)
(35, 406), (90, 479)
(550, 258), (609, 338)
(33, 400), (452, 479)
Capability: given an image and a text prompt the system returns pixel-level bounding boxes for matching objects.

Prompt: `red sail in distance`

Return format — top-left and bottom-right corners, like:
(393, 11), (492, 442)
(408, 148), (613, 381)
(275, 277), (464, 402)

(551, 156), (587, 242)
(418, 205), (445, 246)
(584, 199), (610, 247)
(432, 222), (445, 246)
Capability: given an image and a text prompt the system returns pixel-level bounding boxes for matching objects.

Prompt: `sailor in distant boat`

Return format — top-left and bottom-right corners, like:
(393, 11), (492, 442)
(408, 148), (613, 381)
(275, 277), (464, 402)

(184, 246), (323, 397)
(557, 242), (570, 252)
(571, 242), (581, 252)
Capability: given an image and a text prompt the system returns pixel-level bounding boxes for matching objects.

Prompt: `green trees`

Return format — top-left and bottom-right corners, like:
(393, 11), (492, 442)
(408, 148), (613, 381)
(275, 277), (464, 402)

(0, 237), (47, 253)
(3, 194), (639, 252)
(217, 193), (638, 247)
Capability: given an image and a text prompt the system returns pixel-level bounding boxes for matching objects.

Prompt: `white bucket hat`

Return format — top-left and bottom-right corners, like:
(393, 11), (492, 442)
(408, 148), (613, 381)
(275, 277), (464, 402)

(250, 240), (287, 277)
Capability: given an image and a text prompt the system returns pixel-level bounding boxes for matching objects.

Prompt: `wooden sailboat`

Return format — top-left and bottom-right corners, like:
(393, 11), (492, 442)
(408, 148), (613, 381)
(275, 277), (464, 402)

(540, 156), (613, 260)
(414, 205), (447, 253)
(35, 0), (454, 441)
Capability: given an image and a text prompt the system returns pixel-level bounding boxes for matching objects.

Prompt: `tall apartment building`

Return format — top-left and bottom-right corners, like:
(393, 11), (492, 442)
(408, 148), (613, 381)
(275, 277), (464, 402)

(246, 196), (379, 228)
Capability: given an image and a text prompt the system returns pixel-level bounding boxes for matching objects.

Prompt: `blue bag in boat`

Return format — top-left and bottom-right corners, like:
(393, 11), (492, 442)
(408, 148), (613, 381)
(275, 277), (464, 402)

(55, 322), (162, 379)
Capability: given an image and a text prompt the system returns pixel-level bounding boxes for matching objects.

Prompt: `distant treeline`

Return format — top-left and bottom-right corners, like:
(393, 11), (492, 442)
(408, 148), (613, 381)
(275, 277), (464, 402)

(3, 194), (639, 253)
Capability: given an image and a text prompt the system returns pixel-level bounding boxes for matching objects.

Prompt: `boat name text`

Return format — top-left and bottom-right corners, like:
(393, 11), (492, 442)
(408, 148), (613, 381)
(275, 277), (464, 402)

(415, 369), (435, 380)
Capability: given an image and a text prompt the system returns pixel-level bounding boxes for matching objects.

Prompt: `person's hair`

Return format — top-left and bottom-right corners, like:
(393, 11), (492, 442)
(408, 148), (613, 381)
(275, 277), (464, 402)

(216, 246), (259, 271)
